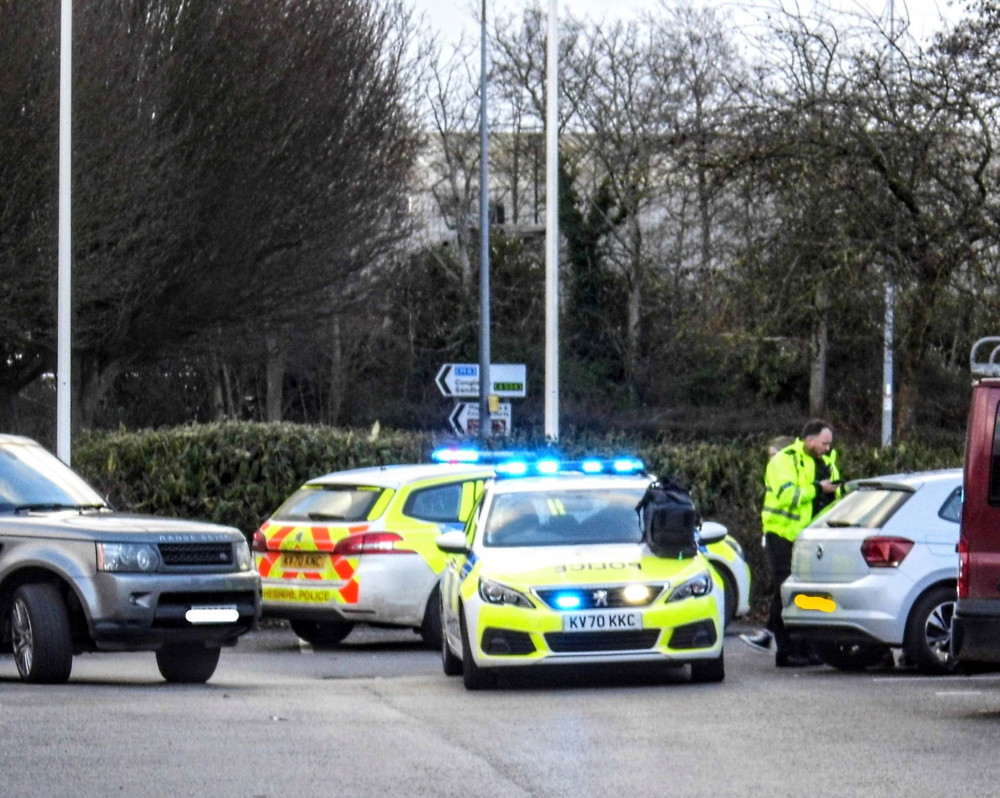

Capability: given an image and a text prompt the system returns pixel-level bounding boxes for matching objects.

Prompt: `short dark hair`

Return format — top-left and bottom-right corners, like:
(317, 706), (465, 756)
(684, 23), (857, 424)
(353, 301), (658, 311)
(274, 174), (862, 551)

(802, 418), (833, 439)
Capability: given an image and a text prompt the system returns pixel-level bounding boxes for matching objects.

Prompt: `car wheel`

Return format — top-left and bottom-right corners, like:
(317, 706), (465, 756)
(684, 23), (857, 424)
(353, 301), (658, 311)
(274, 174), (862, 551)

(156, 645), (221, 683)
(711, 564), (737, 628)
(459, 606), (495, 690)
(441, 593), (462, 677)
(10, 583), (74, 684)
(813, 640), (890, 671)
(904, 585), (957, 675)
(289, 619), (354, 648)
(420, 584), (444, 651)
(690, 651), (725, 683)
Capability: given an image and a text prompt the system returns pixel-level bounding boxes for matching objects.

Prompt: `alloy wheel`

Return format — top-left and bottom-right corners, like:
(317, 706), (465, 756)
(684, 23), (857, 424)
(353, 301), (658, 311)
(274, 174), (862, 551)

(923, 599), (955, 667)
(11, 597), (34, 677)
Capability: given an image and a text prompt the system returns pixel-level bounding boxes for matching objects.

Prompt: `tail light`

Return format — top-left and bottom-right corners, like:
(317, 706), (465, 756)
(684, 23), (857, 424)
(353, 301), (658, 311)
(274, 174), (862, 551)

(861, 536), (914, 567)
(252, 528), (268, 552)
(957, 535), (969, 598)
(333, 532), (415, 556)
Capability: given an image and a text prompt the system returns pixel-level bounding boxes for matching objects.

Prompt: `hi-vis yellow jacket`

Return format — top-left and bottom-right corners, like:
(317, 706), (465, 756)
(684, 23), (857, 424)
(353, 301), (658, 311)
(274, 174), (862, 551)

(761, 439), (840, 542)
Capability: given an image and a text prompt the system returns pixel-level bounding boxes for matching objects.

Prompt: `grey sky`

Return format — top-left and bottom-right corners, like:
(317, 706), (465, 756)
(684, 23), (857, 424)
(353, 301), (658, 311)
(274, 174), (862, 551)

(410, 0), (964, 46)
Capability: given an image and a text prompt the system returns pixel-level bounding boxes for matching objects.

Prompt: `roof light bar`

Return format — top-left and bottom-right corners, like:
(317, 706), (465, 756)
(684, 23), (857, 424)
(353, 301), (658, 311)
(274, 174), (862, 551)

(494, 456), (646, 478)
(431, 448), (647, 477)
(431, 447), (483, 464)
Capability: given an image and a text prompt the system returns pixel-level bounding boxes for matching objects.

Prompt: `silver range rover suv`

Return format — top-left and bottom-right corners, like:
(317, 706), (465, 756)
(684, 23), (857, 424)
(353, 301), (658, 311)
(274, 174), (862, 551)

(0, 435), (260, 684)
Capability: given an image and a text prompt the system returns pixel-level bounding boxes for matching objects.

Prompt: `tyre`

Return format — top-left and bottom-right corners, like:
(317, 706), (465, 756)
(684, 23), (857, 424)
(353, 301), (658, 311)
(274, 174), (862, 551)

(441, 593), (462, 676)
(712, 565), (737, 628)
(10, 583), (74, 684)
(690, 651), (725, 683)
(904, 585), (957, 675)
(460, 608), (495, 690)
(420, 584), (444, 651)
(289, 619), (354, 648)
(156, 645), (221, 683)
(814, 640), (890, 671)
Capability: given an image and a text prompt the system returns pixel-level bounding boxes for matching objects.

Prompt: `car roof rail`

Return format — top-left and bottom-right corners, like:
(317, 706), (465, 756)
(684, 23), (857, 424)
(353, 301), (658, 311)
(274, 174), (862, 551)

(971, 337), (1000, 378)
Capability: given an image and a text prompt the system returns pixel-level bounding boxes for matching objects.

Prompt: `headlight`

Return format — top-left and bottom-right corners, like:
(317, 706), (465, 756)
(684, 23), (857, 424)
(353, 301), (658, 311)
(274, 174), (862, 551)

(724, 537), (745, 560)
(667, 571), (713, 602)
(478, 577), (533, 608)
(97, 542), (160, 573)
(235, 539), (253, 572)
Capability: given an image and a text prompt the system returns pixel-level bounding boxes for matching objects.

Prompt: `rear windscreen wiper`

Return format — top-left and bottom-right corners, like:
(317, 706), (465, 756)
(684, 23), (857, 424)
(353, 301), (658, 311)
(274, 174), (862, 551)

(308, 512), (348, 521)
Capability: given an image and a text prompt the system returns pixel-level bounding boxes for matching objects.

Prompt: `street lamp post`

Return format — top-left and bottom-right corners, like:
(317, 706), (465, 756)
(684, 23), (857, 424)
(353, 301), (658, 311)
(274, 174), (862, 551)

(57, 0), (73, 463)
(544, 0), (559, 442)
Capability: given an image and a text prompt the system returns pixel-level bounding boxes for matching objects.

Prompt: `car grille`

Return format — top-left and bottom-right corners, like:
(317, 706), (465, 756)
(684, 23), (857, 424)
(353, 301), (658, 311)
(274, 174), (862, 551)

(534, 585), (663, 610)
(158, 543), (232, 567)
(545, 629), (660, 653)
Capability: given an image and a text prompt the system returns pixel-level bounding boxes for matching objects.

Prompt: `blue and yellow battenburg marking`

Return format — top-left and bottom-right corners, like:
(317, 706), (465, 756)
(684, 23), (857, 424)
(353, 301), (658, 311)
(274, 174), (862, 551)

(431, 448), (646, 478)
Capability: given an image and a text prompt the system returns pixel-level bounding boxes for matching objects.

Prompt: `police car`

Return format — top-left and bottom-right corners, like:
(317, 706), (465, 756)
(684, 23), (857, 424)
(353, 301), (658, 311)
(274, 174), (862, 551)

(253, 463), (493, 647)
(436, 456), (727, 689)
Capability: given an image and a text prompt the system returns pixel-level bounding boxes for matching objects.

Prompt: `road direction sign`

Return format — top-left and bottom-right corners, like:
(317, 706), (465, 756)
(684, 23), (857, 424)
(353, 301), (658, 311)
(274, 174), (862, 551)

(449, 401), (512, 437)
(435, 363), (527, 398)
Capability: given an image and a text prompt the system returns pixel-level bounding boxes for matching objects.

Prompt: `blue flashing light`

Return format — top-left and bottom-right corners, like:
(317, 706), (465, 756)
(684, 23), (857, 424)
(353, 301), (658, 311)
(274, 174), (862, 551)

(496, 460), (529, 477)
(554, 593), (582, 610)
(431, 447), (481, 464)
(581, 459), (603, 474)
(537, 459), (560, 475)
(613, 458), (644, 474)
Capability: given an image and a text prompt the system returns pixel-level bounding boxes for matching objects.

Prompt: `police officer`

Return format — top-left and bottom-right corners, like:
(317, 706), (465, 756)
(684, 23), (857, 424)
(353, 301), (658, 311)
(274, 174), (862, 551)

(741, 419), (841, 666)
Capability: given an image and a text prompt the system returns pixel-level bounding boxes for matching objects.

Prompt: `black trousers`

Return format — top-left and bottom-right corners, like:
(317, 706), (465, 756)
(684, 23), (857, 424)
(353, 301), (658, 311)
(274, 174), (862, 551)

(764, 533), (797, 655)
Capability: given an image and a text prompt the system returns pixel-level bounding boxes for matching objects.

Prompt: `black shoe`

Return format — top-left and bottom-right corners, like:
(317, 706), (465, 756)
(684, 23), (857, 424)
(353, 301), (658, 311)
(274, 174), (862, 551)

(776, 653), (811, 668)
(739, 630), (773, 653)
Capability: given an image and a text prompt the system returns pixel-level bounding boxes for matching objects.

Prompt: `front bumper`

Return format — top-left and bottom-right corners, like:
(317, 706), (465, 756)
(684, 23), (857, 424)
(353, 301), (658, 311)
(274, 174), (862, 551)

(84, 570), (260, 651)
(465, 594), (723, 669)
(781, 573), (909, 646)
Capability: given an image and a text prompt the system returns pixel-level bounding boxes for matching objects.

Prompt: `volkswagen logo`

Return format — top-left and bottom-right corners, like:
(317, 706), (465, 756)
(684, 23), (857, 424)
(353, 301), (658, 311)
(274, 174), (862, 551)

(592, 589), (609, 607)
(816, 544), (824, 560)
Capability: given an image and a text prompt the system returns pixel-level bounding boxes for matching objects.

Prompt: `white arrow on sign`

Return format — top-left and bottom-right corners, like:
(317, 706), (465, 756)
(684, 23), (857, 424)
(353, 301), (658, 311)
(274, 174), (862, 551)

(449, 402), (512, 437)
(435, 363), (527, 398)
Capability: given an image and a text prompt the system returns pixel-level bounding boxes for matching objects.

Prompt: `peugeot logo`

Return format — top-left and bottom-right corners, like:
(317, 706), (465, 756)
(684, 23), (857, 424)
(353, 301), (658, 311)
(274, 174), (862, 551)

(593, 589), (609, 607)
(816, 544), (824, 560)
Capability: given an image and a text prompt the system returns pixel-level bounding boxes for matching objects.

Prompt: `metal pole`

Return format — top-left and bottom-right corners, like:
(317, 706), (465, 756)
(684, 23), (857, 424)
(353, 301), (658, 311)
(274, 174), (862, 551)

(882, 0), (896, 448)
(544, 0), (559, 441)
(57, 0), (72, 463)
(882, 281), (894, 446)
(478, 0), (491, 443)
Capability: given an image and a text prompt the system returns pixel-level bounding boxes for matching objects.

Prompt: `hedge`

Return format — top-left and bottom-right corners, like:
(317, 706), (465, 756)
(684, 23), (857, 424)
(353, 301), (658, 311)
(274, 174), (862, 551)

(71, 422), (964, 610)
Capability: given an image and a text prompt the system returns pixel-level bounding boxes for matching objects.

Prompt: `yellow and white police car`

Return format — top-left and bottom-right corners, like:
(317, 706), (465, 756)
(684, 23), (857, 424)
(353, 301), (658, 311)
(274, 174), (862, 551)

(437, 456), (727, 689)
(253, 463), (493, 647)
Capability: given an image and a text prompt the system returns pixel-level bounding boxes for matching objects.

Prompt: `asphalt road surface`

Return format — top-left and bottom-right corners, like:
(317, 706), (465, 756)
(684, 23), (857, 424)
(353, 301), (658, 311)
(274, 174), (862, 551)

(2, 622), (999, 798)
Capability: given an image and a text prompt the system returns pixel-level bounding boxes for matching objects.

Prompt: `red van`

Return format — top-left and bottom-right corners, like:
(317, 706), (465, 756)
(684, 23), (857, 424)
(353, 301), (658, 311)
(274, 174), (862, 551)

(952, 337), (1000, 664)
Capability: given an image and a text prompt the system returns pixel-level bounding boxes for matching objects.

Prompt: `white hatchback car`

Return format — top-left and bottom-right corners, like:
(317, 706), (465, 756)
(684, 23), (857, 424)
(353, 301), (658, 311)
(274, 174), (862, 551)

(781, 469), (962, 674)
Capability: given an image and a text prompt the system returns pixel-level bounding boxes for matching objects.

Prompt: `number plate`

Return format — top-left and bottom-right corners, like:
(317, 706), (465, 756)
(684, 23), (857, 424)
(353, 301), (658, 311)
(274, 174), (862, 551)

(282, 553), (327, 570)
(561, 611), (643, 631)
(793, 594), (836, 613)
(185, 605), (239, 624)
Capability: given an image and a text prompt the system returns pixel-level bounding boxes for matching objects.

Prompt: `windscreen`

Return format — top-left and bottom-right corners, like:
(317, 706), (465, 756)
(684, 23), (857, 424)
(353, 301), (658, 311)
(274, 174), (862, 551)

(810, 487), (910, 529)
(484, 488), (644, 547)
(273, 485), (383, 522)
(0, 441), (107, 512)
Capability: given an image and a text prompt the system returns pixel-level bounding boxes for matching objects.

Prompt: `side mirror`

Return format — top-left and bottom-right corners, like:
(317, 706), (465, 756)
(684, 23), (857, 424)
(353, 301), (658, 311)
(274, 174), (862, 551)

(698, 520), (728, 545)
(436, 530), (469, 554)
